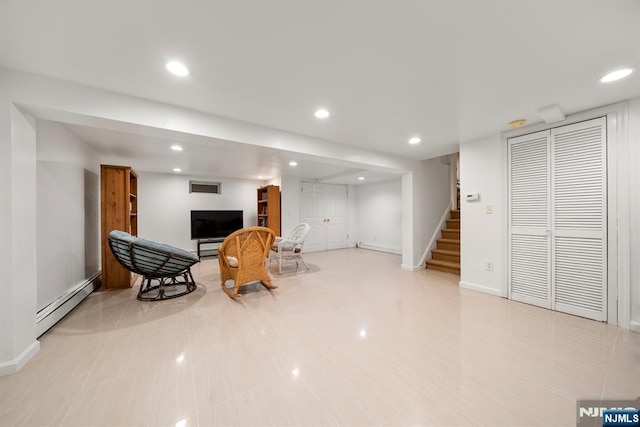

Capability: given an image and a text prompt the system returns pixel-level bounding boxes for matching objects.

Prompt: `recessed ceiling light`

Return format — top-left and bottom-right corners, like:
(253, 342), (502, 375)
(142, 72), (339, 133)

(173, 168), (182, 172)
(289, 161), (298, 166)
(166, 61), (189, 77)
(358, 176), (365, 181)
(599, 67), (636, 83)
(258, 175), (264, 179)
(314, 109), (330, 119)
(170, 145), (183, 151)
(408, 137), (421, 145)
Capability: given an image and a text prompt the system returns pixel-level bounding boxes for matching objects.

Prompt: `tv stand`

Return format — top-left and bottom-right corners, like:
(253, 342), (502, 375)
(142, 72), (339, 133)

(197, 238), (224, 259)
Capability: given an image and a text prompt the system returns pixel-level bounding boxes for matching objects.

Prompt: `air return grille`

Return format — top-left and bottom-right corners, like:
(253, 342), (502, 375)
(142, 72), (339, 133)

(189, 180), (221, 194)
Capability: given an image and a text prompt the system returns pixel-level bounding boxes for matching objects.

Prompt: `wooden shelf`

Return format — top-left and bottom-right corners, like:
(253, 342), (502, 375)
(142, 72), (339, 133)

(257, 185), (280, 236)
(101, 164), (138, 290)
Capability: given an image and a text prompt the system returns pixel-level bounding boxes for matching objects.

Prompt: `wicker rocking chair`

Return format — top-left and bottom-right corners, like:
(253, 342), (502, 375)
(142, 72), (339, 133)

(218, 226), (277, 299)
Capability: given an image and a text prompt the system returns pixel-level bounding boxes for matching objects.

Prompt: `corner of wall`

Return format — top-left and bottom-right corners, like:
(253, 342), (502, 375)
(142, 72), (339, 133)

(0, 339), (39, 377)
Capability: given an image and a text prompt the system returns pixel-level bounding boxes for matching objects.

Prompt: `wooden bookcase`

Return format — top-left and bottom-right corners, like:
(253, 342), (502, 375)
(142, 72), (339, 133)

(100, 165), (138, 290)
(257, 185), (281, 236)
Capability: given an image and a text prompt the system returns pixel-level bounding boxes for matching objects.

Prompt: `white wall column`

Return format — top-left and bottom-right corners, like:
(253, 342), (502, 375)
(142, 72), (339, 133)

(0, 102), (40, 375)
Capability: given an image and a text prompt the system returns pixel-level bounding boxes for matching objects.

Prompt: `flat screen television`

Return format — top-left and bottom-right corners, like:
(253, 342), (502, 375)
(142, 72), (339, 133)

(190, 210), (243, 240)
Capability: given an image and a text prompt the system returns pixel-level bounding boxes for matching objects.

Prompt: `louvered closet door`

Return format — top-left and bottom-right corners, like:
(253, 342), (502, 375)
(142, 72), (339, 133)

(551, 118), (607, 321)
(508, 131), (552, 308)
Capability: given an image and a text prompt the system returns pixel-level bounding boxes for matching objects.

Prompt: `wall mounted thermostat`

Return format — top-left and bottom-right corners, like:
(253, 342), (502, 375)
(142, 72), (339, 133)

(465, 193), (480, 201)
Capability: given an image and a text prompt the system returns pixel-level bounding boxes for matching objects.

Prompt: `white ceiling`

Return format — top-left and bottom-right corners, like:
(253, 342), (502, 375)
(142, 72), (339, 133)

(64, 122), (401, 185)
(2, 0), (640, 182)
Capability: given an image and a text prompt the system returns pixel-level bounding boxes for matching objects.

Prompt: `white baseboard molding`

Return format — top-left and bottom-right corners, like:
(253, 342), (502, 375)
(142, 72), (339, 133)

(0, 340), (40, 376)
(419, 202), (452, 267)
(401, 264), (422, 271)
(358, 243), (402, 255)
(459, 280), (503, 297)
(35, 272), (101, 338)
(630, 321), (640, 333)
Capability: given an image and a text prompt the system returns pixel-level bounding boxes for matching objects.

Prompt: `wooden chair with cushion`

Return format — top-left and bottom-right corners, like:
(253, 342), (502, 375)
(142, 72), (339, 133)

(217, 226), (277, 299)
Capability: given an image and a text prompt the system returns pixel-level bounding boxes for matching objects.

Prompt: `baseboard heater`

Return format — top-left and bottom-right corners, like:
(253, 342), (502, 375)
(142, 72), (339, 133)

(35, 272), (101, 337)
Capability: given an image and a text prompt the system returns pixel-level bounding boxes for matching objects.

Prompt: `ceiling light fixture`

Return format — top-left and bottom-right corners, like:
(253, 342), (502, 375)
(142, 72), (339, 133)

(166, 61), (189, 77)
(258, 175), (264, 180)
(173, 168), (182, 172)
(408, 137), (421, 145)
(314, 109), (330, 119)
(170, 145), (183, 151)
(358, 176), (365, 181)
(599, 67), (636, 83)
(289, 161), (298, 166)
(509, 119), (527, 128)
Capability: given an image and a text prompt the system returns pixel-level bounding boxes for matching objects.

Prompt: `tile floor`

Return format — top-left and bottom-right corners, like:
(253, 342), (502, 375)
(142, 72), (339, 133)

(0, 248), (638, 426)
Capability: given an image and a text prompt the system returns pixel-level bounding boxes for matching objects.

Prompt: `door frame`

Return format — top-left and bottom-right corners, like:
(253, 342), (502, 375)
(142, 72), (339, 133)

(501, 102), (629, 326)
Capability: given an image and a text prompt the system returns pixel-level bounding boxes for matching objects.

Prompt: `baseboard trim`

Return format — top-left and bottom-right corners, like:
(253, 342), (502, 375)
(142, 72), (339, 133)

(459, 280), (503, 297)
(358, 243), (402, 255)
(0, 340), (40, 376)
(35, 272), (101, 337)
(630, 321), (640, 333)
(401, 264), (421, 271)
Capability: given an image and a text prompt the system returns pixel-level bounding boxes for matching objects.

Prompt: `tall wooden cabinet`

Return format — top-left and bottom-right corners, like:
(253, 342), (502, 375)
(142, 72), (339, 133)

(100, 165), (138, 290)
(257, 185), (281, 236)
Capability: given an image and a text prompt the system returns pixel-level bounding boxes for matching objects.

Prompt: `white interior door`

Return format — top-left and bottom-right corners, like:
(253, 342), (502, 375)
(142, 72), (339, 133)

(325, 184), (348, 250)
(551, 118), (607, 321)
(300, 182), (348, 252)
(508, 130), (552, 308)
(300, 182), (327, 252)
(508, 117), (607, 321)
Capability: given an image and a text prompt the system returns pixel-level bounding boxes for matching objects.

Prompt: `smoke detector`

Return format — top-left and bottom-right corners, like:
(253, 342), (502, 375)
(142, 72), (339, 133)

(509, 119), (526, 128)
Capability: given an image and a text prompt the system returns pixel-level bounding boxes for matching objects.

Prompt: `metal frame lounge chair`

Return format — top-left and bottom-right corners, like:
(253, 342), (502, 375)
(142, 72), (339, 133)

(108, 230), (199, 301)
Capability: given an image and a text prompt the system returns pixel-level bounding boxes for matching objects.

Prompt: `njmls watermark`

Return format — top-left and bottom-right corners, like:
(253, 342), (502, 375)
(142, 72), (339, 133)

(577, 397), (640, 427)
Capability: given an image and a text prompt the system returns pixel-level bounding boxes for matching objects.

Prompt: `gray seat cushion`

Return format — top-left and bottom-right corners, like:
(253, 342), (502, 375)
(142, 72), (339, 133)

(108, 230), (199, 277)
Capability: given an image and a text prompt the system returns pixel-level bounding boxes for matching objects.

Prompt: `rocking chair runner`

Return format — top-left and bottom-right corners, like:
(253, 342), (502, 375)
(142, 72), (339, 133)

(217, 226), (277, 299)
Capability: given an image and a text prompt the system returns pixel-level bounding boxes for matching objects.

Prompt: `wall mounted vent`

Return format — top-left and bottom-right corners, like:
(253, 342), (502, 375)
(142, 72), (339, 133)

(189, 180), (222, 194)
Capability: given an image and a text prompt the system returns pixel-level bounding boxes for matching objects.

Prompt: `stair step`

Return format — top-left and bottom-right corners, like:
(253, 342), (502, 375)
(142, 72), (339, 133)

(450, 210), (460, 220)
(426, 259), (460, 275)
(432, 249), (460, 256)
(446, 219), (460, 229)
(436, 238), (460, 251)
(432, 248), (460, 263)
(441, 229), (460, 239)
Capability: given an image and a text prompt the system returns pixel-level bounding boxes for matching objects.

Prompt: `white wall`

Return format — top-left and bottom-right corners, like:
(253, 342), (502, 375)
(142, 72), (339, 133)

(401, 158), (451, 269)
(629, 97), (640, 330)
(36, 121), (101, 310)
(347, 184), (358, 248)
(458, 136), (504, 296)
(280, 175), (301, 237)
(0, 100), (40, 374)
(354, 179), (402, 253)
(137, 172), (262, 251)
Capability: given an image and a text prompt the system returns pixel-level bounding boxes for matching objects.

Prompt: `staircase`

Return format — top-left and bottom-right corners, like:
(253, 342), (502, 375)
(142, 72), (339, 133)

(426, 210), (460, 274)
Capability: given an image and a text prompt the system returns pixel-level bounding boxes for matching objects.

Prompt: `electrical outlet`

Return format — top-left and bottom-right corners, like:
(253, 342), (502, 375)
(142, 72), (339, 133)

(485, 261), (493, 271)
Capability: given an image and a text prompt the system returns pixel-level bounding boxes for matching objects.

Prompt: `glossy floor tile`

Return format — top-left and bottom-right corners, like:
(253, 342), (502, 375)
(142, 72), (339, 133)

(0, 248), (638, 426)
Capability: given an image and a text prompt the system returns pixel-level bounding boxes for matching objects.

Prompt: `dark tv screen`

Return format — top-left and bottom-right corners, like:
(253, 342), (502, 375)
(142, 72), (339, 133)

(191, 210), (243, 239)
